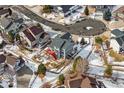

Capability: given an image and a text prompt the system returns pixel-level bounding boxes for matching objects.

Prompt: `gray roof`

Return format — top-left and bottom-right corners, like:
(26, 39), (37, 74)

(111, 29), (124, 49)
(61, 32), (71, 40)
(61, 39), (74, 51)
(50, 35), (65, 49)
(60, 5), (74, 13)
(0, 17), (13, 29)
(50, 34), (74, 51)
(111, 29), (124, 37)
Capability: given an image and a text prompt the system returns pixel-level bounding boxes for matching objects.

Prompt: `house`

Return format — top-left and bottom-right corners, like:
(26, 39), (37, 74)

(52, 5), (85, 24)
(0, 17), (24, 33)
(19, 26), (47, 48)
(0, 8), (12, 18)
(49, 32), (74, 59)
(91, 5), (115, 12)
(64, 74), (106, 88)
(0, 53), (25, 73)
(110, 29), (124, 53)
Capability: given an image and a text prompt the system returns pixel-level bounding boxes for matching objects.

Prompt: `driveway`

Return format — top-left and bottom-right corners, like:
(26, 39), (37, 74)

(12, 5), (107, 36)
(16, 65), (33, 88)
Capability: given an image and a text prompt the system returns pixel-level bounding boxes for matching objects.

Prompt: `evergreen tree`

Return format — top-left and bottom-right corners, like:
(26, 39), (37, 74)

(95, 37), (103, 45)
(84, 6), (89, 16)
(37, 63), (47, 75)
(58, 74), (65, 84)
(103, 9), (112, 21)
(42, 5), (52, 13)
(104, 65), (113, 76)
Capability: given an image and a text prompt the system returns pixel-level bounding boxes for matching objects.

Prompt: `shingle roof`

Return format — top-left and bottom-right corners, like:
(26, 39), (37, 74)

(29, 26), (44, 36)
(6, 55), (17, 66)
(0, 17), (13, 29)
(61, 32), (71, 40)
(50, 34), (74, 51)
(23, 29), (35, 42)
(0, 8), (11, 16)
(60, 5), (74, 13)
(111, 29), (124, 37)
(0, 54), (6, 64)
(50, 35), (65, 49)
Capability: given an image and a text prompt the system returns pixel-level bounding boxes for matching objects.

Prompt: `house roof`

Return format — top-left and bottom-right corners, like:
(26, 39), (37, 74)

(69, 78), (82, 88)
(61, 32), (71, 40)
(29, 26), (44, 36)
(0, 8), (11, 16)
(61, 40), (74, 51)
(6, 55), (17, 66)
(0, 17), (13, 29)
(50, 34), (74, 50)
(0, 54), (6, 64)
(115, 37), (123, 46)
(23, 29), (35, 42)
(111, 29), (124, 48)
(66, 74), (100, 88)
(50, 35), (65, 49)
(60, 5), (74, 13)
(81, 75), (97, 88)
(14, 18), (23, 24)
(111, 29), (124, 37)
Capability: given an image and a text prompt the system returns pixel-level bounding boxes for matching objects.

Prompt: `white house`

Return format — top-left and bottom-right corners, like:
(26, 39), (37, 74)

(52, 5), (86, 24)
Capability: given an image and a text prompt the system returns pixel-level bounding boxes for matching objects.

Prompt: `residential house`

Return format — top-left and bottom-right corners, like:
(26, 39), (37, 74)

(91, 5), (115, 12)
(110, 29), (124, 53)
(19, 26), (46, 48)
(52, 5), (85, 24)
(0, 53), (25, 74)
(64, 74), (106, 88)
(0, 17), (24, 33)
(49, 32), (74, 59)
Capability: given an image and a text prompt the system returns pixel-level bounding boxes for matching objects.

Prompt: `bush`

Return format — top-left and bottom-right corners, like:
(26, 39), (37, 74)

(95, 37), (103, 45)
(15, 34), (21, 41)
(104, 65), (112, 76)
(8, 31), (15, 43)
(42, 5), (52, 13)
(37, 63), (47, 75)
(58, 74), (65, 85)
(109, 50), (124, 62)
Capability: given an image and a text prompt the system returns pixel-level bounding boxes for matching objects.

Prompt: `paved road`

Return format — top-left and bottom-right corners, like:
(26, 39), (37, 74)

(12, 5), (107, 36)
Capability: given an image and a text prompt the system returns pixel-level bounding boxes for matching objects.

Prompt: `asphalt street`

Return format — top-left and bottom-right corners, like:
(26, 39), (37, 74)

(12, 5), (107, 36)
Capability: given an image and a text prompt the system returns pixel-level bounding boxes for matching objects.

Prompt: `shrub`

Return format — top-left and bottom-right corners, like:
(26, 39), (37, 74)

(109, 50), (124, 62)
(104, 65), (112, 76)
(58, 74), (65, 85)
(95, 37), (103, 45)
(37, 63), (47, 75)
(8, 31), (15, 43)
(42, 5), (52, 13)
